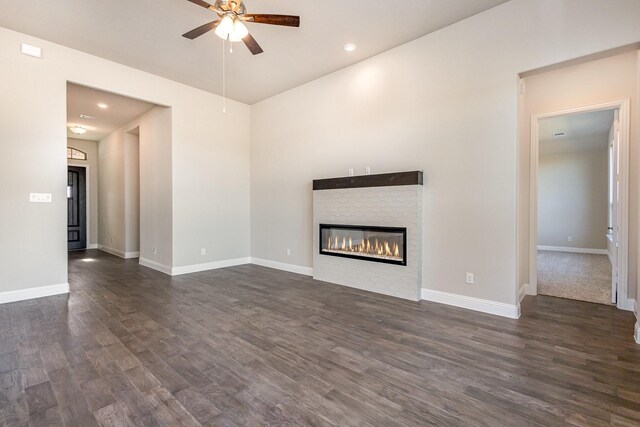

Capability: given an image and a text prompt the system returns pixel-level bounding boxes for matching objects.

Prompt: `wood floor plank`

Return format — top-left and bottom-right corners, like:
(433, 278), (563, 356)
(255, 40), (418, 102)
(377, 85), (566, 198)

(48, 367), (99, 427)
(0, 249), (638, 425)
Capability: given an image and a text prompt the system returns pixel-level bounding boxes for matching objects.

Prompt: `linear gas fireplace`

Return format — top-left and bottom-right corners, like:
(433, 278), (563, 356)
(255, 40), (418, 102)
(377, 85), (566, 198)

(319, 224), (407, 266)
(313, 171), (423, 300)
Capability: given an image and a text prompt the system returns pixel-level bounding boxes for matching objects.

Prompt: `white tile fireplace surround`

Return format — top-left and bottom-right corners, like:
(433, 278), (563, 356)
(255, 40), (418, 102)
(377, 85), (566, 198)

(312, 171), (423, 301)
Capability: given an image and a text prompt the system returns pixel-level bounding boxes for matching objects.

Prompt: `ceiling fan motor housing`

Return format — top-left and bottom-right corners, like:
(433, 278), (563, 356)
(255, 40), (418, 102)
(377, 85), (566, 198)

(215, 0), (246, 15)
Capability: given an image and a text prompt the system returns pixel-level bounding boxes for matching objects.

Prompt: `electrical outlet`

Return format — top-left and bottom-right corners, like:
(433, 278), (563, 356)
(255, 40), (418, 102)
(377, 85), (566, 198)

(201, 248), (206, 255)
(348, 168), (354, 177)
(286, 248), (291, 256)
(466, 272), (474, 284)
(153, 247), (157, 255)
(567, 236), (573, 242)
(365, 167), (371, 175)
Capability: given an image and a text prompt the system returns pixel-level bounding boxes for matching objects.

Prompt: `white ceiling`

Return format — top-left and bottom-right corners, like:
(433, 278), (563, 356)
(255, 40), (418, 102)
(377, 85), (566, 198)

(0, 0), (508, 104)
(539, 109), (615, 154)
(67, 83), (156, 141)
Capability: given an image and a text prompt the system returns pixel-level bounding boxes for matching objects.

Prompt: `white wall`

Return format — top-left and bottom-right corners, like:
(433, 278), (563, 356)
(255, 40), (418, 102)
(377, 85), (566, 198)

(637, 50), (640, 317)
(124, 133), (140, 254)
(98, 129), (126, 253)
(251, 0), (640, 306)
(138, 107), (173, 267)
(67, 138), (98, 247)
(99, 115), (155, 261)
(538, 137), (608, 249)
(518, 50), (639, 302)
(0, 25), (250, 297)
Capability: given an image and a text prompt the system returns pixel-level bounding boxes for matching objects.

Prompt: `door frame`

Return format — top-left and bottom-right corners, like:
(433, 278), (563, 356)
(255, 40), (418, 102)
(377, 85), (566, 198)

(68, 162), (91, 250)
(528, 99), (631, 310)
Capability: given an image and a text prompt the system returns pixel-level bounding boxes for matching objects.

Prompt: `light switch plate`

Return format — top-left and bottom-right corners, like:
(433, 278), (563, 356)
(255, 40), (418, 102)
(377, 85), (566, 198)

(30, 193), (52, 203)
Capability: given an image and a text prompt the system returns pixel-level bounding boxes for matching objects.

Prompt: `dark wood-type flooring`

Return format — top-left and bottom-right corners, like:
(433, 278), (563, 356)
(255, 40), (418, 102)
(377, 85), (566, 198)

(1, 250), (640, 426)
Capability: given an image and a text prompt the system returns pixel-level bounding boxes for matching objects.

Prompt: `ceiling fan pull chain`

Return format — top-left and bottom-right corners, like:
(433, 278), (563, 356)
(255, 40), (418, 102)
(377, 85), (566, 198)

(222, 37), (226, 113)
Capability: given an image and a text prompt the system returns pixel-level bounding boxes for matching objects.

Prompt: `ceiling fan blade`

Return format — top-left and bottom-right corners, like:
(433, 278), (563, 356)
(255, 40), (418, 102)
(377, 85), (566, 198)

(244, 14), (300, 27)
(243, 33), (264, 55)
(185, 0), (214, 10)
(182, 20), (220, 39)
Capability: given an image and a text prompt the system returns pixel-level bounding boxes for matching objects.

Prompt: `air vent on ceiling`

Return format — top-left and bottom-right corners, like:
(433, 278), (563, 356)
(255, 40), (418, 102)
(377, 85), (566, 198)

(552, 132), (565, 137)
(80, 114), (96, 120)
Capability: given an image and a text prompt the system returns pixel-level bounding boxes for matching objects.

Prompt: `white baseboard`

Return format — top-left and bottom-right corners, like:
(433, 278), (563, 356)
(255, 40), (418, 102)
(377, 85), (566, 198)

(139, 258), (172, 275)
(98, 245), (140, 259)
(98, 245), (125, 258)
(537, 245), (607, 255)
(250, 257), (313, 276)
(525, 282), (537, 296)
(172, 257), (251, 276)
(421, 289), (520, 319)
(98, 245), (139, 259)
(87, 243), (98, 249)
(635, 322), (640, 345)
(0, 283), (69, 305)
(619, 298), (636, 312)
(519, 283), (528, 302)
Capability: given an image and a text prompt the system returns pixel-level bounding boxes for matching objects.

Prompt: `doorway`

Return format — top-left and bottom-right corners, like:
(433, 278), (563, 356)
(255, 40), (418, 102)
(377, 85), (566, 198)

(67, 165), (87, 250)
(529, 100), (630, 308)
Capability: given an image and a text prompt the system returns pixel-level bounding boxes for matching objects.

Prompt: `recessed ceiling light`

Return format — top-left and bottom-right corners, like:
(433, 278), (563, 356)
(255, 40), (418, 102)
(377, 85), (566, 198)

(344, 43), (357, 52)
(97, 103), (108, 109)
(69, 126), (87, 135)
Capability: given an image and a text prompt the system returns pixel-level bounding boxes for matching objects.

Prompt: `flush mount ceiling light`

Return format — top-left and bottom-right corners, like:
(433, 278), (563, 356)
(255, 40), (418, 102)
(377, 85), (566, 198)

(69, 126), (87, 135)
(344, 43), (357, 52)
(97, 103), (108, 109)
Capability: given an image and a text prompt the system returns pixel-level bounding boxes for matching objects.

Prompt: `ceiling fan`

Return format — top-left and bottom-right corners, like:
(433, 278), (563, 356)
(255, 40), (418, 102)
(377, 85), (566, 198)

(182, 0), (300, 55)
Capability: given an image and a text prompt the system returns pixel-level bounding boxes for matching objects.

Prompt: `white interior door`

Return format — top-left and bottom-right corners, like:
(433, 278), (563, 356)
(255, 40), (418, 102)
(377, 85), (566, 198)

(610, 110), (620, 304)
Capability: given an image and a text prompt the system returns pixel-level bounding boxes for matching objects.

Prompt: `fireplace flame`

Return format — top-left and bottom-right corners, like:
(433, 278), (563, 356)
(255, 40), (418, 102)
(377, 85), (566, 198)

(323, 235), (403, 261)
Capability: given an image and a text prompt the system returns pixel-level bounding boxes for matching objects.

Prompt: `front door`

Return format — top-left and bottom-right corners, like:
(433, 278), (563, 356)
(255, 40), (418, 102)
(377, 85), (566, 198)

(67, 166), (87, 250)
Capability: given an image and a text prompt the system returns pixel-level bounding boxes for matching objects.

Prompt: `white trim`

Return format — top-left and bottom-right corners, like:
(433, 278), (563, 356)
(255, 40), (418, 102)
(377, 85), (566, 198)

(519, 283), (528, 302)
(635, 322), (639, 345)
(98, 245), (125, 258)
(525, 282), (536, 296)
(171, 257), (251, 276)
(139, 257), (172, 275)
(98, 244), (124, 258)
(529, 100), (630, 308)
(87, 243), (98, 249)
(98, 245), (139, 259)
(250, 257), (313, 276)
(0, 283), (69, 304)
(421, 289), (520, 319)
(537, 245), (608, 255)
(618, 298), (636, 312)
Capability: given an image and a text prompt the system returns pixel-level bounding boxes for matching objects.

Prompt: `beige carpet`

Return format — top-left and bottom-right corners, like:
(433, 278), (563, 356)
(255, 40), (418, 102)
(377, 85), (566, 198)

(537, 250), (612, 305)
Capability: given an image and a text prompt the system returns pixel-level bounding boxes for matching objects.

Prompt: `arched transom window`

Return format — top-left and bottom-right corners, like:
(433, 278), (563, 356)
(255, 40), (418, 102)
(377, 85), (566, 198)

(67, 147), (87, 160)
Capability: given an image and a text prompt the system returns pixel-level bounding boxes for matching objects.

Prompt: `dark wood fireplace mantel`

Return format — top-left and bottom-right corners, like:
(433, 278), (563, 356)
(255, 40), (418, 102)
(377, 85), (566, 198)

(313, 171), (423, 191)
